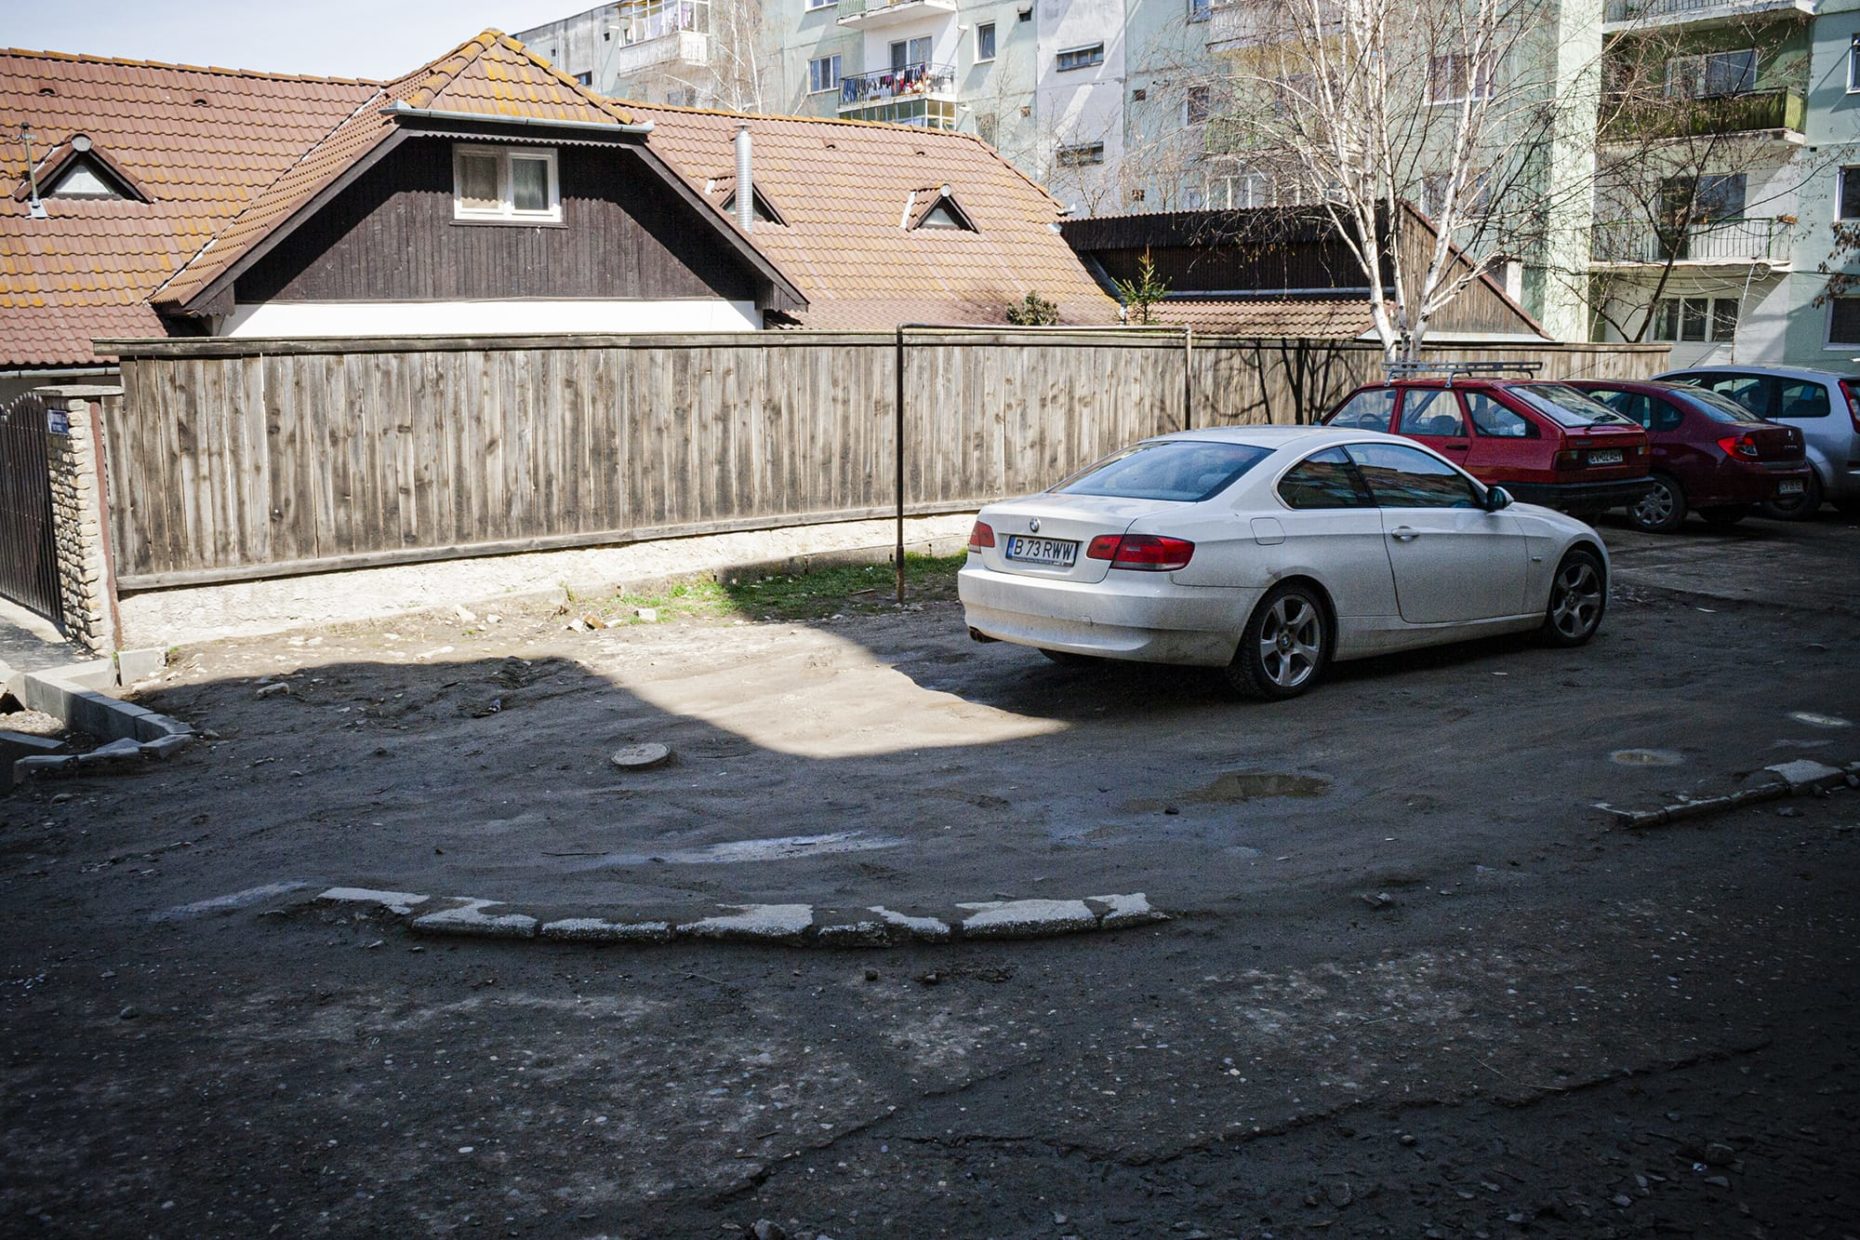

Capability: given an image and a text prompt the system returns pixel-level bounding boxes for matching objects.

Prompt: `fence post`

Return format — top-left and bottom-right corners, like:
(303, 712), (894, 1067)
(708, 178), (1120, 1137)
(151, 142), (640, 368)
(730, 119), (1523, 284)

(36, 386), (121, 654)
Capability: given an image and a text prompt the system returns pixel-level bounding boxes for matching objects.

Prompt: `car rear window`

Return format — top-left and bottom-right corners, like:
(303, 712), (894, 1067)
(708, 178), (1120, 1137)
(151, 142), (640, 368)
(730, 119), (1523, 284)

(1054, 440), (1274, 503)
(1511, 384), (1638, 429)
(1677, 388), (1768, 425)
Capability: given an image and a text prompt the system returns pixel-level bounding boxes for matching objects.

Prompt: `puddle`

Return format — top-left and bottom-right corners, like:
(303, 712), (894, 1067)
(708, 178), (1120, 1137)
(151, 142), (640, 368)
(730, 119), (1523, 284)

(1788, 711), (1853, 730)
(1123, 771), (1330, 813)
(1610, 749), (1685, 767)
(568, 831), (901, 870)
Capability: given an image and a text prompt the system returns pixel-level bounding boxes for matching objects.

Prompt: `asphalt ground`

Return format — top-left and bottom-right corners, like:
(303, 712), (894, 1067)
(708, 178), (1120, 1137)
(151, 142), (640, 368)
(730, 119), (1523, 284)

(2, 511), (1857, 1238)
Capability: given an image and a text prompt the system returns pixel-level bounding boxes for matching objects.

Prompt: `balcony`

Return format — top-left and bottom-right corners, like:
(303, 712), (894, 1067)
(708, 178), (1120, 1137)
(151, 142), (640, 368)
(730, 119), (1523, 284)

(837, 62), (957, 127)
(1590, 216), (1792, 266)
(609, 0), (711, 76)
(1602, 0), (1815, 33)
(1206, 0), (1340, 50)
(612, 29), (710, 75)
(1601, 88), (1807, 142)
(836, 0), (957, 29)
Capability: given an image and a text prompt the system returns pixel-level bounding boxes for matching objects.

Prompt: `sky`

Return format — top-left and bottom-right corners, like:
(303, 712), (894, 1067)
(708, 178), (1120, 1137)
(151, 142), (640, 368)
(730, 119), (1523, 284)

(2, 0), (593, 78)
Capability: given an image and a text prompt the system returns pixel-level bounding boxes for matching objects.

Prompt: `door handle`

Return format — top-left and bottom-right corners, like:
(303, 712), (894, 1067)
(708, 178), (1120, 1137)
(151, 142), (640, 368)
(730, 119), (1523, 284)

(1391, 527), (1420, 542)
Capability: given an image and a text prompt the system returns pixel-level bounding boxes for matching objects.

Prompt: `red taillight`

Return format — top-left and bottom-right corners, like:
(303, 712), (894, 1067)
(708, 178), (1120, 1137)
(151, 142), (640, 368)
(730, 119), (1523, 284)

(1840, 379), (1860, 434)
(1086, 534), (1195, 571)
(1716, 434), (1761, 460)
(967, 520), (995, 550)
(1553, 448), (1582, 471)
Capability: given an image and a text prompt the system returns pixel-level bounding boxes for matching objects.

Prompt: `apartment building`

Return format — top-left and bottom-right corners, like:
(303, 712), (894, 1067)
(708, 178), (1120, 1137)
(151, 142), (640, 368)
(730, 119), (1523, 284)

(514, 0), (1225, 213)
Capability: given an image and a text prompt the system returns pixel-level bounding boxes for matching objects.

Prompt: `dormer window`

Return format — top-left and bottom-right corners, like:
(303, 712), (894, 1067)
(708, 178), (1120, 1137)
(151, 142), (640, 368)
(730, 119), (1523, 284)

(28, 137), (147, 203)
(453, 144), (561, 224)
(48, 158), (127, 199)
(908, 185), (978, 232)
(721, 186), (788, 227)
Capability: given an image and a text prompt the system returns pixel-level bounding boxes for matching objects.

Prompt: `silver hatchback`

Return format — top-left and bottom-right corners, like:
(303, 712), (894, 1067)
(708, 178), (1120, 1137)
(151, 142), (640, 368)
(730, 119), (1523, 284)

(1657, 365), (1860, 517)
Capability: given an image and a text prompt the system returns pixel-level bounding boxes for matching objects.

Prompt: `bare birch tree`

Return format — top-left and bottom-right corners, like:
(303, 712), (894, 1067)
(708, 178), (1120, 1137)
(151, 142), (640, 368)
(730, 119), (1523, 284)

(1207, 0), (1598, 361)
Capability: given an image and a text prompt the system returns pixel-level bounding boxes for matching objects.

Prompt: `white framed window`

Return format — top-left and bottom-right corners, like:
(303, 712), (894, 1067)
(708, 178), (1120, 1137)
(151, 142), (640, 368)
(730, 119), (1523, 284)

(1665, 48), (1755, 98)
(1056, 141), (1105, 167)
(1652, 295), (1740, 343)
(1187, 0), (1213, 22)
(806, 0), (837, 9)
(574, 70), (593, 87)
(976, 21), (996, 62)
(1428, 52), (1494, 104)
(1849, 35), (1860, 92)
(1057, 44), (1105, 72)
(452, 144), (560, 223)
(809, 54), (842, 93)
(1840, 166), (1860, 220)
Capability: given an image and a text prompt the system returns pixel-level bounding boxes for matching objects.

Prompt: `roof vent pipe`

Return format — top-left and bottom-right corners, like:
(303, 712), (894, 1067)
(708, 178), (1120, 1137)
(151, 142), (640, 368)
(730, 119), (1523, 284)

(734, 123), (753, 233)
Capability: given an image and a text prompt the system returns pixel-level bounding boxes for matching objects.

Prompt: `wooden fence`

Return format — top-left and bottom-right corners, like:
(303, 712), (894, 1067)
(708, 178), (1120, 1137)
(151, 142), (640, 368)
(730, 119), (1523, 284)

(93, 331), (1671, 591)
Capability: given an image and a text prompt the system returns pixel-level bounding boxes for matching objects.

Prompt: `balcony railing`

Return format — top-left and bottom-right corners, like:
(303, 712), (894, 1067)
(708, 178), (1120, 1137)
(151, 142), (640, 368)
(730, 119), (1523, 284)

(1603, 0), (1814, 27)
(837, 0), (958, 25)
(1602, 88), (1807, 141)
(838, 61), (956, 110)
(1590, 216), (1791, 264)
(612, 29), (710, 75)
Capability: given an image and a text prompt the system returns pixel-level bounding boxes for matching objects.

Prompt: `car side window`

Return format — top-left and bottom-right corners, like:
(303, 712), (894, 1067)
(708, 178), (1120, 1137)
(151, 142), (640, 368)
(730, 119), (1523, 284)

(1694, 374), (1774, 417)
(1464, 392), (1538, 439)
(1328, 388), (1396, 432)
(1345, 442), (1482, 509)
(1586, 388), (1650, 428)
(1277, 446), (1373, 509)
(1399, 389), (1467, 437)
(1776, 379), (1832, 419)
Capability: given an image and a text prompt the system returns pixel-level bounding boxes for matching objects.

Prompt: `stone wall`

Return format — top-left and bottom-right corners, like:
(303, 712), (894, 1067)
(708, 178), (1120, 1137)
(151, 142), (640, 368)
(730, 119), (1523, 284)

(36, 386), (121, 655)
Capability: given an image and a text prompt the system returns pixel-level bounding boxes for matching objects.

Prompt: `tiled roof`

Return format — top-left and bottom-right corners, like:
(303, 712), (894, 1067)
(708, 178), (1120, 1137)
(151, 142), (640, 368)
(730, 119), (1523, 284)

(621, 102), (1120, 329)
(1143, 298), (1383, 338)
(1, 48), (377, 367)
(155, 31), (638, 309)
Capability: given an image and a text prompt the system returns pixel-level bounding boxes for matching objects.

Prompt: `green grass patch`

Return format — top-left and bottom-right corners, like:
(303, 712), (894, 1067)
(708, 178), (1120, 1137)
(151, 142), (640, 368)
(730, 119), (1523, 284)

(596, 553), (965, 625)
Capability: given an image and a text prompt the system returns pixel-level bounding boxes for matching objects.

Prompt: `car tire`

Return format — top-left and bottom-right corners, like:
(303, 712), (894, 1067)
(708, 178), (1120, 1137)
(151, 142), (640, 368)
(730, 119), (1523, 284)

(1627, 473), (1687, 533)
(1760, 469), (1822, 521)
(1540, 548), (1607, 648)
(1223, 582), (1330, 700)
(1038, 648), (1095, 666)
(1699, 504), (1750, 530)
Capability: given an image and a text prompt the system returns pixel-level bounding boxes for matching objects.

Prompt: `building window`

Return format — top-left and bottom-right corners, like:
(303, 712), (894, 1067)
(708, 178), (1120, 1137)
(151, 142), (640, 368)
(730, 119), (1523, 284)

(1188, 0), (1213, 21)
(976, 21), (996, 62)
(1018, 6), (1032, 20)
(809, 54), (842, 93)
(1830, 297), (1860, 345)
(1185, 85), (1211, 125)
(452, 144), (560, 223)
(1057, 44), (1105, 72)
(575, 70), (593, 87)
(890, 36), (932, 69)
(1057, 142), (1106, 167)
(806, 0), (837, 8)
(1428, 52), (1494, 104)
(1665, 48), (1756, 99)
(1840, 166), (1860, 220)
(1653, 296), (1740, 343)
(1660, 172), (1746, 223)
(1850, 35), (1860, 92)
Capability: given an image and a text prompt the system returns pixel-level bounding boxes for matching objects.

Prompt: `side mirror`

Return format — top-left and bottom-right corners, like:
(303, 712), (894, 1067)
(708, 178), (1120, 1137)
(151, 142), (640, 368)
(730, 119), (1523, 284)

(1484, 485), (1514, 512)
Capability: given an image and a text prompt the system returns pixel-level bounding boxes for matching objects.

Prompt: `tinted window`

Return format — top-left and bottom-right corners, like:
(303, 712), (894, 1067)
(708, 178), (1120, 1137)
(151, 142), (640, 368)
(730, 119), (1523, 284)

(1681, 373), (1774, 417)
(1676, 388), (1768, 425)
(1346, 442), (1482, 509)
(1586, 388), (1655, 428)
(1054, 440), (1273, 503)
(1777, 379), (1832, 419)
(1278, 446), (1372, 509)
(1328, 388), (1396, 432)
(1511, 384), (1639, 428)
(1399, 389), (1467, 437)
(1465, 391), (1538, 439)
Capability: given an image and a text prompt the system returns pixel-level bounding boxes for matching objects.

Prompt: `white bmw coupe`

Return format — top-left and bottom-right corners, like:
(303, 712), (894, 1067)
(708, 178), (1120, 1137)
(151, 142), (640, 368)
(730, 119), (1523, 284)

(958, 426), (1609, 699)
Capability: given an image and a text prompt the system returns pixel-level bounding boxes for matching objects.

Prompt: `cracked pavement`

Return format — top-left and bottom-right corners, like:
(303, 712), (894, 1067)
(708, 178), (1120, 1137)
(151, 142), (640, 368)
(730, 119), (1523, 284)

(3, 516), (1858, 1237)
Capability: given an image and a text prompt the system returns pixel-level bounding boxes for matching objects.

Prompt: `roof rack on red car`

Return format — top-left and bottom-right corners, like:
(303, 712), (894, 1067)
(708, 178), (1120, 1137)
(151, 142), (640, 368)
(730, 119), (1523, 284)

(1383, 360), (1544, 386)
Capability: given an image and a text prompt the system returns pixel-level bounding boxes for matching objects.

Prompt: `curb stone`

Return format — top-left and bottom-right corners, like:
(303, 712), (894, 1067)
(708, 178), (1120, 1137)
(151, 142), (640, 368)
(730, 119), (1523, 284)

(1599, 758), (1858, 829)
(315, 888), (1169, 948)
(2, 657), (196, 789)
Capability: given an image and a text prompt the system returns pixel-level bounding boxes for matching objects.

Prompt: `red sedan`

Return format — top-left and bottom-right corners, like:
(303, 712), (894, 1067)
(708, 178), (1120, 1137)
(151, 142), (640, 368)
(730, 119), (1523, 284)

(1563, 379), (1810, 532)
(1324, 376), (1652, 515)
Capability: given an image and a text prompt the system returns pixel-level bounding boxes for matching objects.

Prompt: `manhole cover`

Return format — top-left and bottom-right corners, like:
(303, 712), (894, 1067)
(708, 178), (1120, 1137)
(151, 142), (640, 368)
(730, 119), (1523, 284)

(1610, 749), (1684, 767)
(611, 743), (674, 770)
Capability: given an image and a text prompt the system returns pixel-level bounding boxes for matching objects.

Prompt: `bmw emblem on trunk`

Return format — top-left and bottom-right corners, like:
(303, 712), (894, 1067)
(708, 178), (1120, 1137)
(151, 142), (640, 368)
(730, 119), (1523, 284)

(1028, 518), (1041, 533)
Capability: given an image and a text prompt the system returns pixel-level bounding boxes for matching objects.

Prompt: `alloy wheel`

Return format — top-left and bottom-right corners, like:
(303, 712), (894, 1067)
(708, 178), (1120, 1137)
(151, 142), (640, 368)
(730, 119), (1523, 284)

(1257, 594), (1323, 689)
(1550, 560), (1603, 641)
(1631, 479), (1676, 530)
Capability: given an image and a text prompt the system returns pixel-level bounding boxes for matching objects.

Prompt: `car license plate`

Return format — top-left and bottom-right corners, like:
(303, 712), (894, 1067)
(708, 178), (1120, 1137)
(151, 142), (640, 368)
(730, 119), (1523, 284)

(1004, 535), (1078, 567)
(1588, 449), (1624, 466)
(1777, 479), (1805, 495)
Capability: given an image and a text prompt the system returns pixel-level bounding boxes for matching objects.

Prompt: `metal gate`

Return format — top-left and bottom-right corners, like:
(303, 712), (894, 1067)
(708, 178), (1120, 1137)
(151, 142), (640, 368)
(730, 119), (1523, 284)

(0, 393), (66, 631)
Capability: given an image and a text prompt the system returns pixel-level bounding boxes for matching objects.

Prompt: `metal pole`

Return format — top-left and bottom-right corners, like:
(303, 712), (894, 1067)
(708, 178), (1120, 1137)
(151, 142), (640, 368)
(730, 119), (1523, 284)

(1183, 326), (1193, 431)
(895, 325), (906, 604)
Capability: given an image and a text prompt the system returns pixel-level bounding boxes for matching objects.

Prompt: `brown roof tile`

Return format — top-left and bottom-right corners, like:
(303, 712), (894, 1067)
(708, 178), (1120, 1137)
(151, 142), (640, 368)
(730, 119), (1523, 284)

(1144, 298), (1382, 338)
(1, 46), (376, 366)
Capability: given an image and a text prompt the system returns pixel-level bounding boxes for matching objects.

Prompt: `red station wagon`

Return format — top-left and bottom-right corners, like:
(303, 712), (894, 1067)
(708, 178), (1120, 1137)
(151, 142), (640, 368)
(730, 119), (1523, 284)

(1323, 368), (1653, 514)
(1563, 379), (1810, 532)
